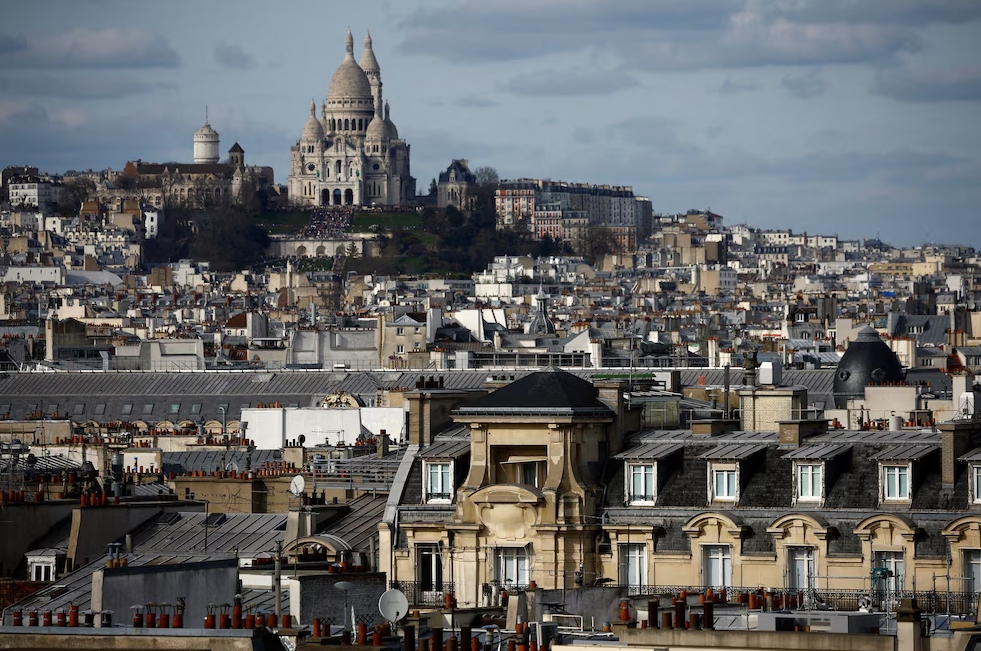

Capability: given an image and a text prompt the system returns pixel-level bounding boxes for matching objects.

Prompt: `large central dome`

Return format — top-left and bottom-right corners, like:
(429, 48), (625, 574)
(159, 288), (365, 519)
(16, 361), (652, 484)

(328, 29), (372, 100)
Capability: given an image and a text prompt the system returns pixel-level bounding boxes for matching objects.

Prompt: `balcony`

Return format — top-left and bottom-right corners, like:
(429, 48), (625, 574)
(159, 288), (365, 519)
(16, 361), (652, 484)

(390, 581), (456, 608)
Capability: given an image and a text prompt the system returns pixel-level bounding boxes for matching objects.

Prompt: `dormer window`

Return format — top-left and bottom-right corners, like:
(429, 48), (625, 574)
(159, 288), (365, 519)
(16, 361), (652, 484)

(425, 461), (452, 503)
(627, 464), (655, 505)
(882, 464), (910, 501)
(973, 465), (981, 504)
(711, 465), (738, 501)
(796, 463), (822, 502)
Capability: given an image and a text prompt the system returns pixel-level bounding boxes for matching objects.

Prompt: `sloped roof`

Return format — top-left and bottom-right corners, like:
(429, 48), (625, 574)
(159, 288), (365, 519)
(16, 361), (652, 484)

(456, 368), (612, 414)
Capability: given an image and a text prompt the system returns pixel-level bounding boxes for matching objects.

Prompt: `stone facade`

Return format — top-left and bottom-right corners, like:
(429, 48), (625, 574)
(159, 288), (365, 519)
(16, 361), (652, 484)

(288, 30), (413, 207)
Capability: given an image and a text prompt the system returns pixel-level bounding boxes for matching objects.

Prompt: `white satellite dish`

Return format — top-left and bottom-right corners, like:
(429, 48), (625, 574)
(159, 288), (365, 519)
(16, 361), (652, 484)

(289, 474), (306, 497)
(378, 589), (409, 623)
(225, 462), (239, 472)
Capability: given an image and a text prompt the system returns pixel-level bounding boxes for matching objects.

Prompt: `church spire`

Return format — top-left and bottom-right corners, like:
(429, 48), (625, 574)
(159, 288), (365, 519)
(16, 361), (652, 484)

(345, 28), (354, 58)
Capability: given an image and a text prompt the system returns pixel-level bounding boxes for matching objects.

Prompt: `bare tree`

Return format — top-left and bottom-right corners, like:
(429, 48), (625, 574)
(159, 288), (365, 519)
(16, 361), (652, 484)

(473, 166), (499, 187)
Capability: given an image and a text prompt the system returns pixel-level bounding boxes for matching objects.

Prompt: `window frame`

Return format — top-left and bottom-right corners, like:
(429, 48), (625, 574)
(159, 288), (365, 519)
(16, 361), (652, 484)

(495, 546), (530, 588)
(709, 463), (738, 502)
(881, 463), (911, 502)
(626, 463), (656, 505)
(795, 462), (823, 503)
(618, 543), (648, 589)
(424, 460), (453, 503)
(973, 465), (981, 504)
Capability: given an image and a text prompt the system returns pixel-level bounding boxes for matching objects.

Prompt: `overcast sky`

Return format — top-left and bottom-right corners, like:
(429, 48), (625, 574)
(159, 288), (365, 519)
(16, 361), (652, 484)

(1, 0), (979, 246)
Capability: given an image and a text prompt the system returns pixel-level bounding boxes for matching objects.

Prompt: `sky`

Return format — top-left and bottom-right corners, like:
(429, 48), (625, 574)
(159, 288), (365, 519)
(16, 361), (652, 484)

(1, 0), (980, 247)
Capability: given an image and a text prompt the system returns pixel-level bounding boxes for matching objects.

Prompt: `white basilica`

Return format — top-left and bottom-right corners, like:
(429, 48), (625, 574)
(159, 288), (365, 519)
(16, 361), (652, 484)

(288, 30), (413, 207)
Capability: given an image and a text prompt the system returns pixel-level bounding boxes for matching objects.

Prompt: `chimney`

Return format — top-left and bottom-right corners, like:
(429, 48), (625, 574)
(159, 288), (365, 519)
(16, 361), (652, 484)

(691, 419), (740, 436)
(406, 389), (479, 447)
(777, 419), (828, 447)
(939, 421), (975, 489)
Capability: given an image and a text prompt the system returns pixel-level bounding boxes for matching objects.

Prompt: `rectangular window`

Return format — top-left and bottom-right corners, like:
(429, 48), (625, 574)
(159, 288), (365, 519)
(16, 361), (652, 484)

(788, 547), (815, 592)
(496, 547), (529, 587)
(121, 404), (133, 415)
(397, 345), (405, 354)
(142, 404), (154, 415)
(873, 551), (905, 593)
(703, 545), (732, 589)
(797, 464), (822, 501)
(94, 404), (106, 416)
(964, 550), (981, 594)
(170, 403), (181, 414)
(712, 467), (737, 501)
(191, 403), (202, 415)
(618, 543), (647, 591)
(73, 404), (84, 415)
(974, 466), (981, 503)
(628, 464), (655, 504)
(418, 544), (443, 595)
(883, 465), (910, 501)
(396, 327), (404, 336)
(426, 462), (452, 502)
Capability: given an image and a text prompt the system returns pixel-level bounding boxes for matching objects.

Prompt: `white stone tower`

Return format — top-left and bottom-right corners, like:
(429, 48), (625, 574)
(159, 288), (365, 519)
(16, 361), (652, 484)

(193, 108), (220, 164)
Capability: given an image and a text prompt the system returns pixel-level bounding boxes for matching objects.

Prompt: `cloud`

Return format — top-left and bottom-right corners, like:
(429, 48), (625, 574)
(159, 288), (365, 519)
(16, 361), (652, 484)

(0, 74), (177, 99)
(781, 69), (829, 99)
(612, 117), (701, 156)
(214, 43), (255, 70)
(871, 65), (981, 101)
(456, 95), (498, 108)
(398, 1), (923, 71)
(499, 69), (638, 96)
(716, 77), (758, 93)
(764, 0), (981, 27)
(0, 28), (180, 69)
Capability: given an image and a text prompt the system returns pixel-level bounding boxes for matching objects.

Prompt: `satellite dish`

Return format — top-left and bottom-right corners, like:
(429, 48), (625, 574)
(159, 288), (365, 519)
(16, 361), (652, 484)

(334, 581), (354, 592)
(298, 434), (306, 446)
(225, 462), (239, 472)
(378, 589), (409, 623)
(289, 474), (306, 497)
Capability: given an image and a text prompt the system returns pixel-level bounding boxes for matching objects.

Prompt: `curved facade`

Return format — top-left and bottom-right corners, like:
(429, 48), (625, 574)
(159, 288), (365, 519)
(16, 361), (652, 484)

(288, 29), (413, 207)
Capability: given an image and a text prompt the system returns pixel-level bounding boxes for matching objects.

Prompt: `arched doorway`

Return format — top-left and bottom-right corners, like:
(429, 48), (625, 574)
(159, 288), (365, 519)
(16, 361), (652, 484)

(344, 189), (354, 205)
(333, 189), (342, 205)
(321, 188), (330, 206)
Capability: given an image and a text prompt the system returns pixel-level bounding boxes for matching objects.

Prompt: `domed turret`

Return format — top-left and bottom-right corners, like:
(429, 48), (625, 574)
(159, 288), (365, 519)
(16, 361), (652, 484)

(359, 30), (380, 74)
(193, 112), (220, 164)
(365, 115), (389, 141)
(383, 101), (398, 139)
(302, 100), (325, 141)
(833, 326), (904, 408)
(328, 29), (372, 101)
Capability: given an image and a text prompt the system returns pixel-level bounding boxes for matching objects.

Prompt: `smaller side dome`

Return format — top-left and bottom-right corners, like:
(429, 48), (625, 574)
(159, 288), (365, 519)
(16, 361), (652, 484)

(302, 100), (325, 141)
(365, 115), (389, 141)
(383, 101), (398, 139)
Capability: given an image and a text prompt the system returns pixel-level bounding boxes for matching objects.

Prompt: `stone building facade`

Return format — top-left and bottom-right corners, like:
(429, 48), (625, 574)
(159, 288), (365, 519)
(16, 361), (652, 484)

(288, 30), (414, 207)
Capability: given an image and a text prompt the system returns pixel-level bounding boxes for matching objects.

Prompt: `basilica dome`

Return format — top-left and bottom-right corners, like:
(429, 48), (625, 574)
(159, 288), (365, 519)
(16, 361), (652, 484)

(832, 325), (904, 408)
(365, 115), (392, 141)
(328, 30), (372, 101)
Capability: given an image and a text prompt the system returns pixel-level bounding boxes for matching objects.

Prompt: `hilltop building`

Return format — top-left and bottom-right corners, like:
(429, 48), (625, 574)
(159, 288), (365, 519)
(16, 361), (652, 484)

(288, 30), (414, 207)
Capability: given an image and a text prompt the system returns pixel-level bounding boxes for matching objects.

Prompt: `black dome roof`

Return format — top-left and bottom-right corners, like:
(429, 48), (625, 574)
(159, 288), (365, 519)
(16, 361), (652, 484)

(833, 326), (904, 408)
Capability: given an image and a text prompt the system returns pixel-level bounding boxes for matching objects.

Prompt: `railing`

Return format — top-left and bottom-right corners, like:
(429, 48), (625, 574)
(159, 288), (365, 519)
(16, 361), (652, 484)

(390, 581), (456, 607)
(603, 584), (979, 616)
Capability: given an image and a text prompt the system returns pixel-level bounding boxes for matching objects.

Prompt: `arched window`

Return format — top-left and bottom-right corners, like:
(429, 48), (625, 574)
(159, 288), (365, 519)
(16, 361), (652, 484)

(344, 119), (349, 130)
(335, 160), (342, 176)
(344, 188), (354, 205)
(358, 119), (363, 131)
(325, 165), (329, 178)
(330, 119), (336, 131)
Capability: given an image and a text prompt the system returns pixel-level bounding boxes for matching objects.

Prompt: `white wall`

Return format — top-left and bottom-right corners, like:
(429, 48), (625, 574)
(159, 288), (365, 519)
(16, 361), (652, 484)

(241, 406), (405, 450)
